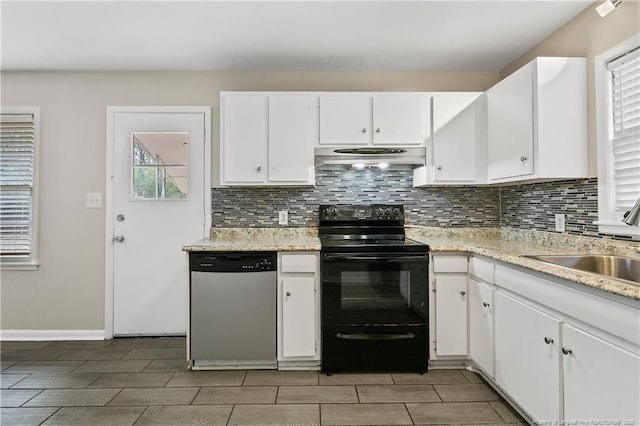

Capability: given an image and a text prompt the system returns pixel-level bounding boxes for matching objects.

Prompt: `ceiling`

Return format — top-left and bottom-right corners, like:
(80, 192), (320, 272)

(1, 1), (595, 72)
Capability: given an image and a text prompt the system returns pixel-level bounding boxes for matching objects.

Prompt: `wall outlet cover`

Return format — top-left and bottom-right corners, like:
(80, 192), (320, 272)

(555, 213), (565, 232)
(86, 192), (103, 209)
(278, 210), (288, 226)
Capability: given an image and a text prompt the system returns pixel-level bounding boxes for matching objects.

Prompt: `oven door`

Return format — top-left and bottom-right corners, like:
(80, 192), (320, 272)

(320, 251), (429, 373)
(321, 252), (428, 327)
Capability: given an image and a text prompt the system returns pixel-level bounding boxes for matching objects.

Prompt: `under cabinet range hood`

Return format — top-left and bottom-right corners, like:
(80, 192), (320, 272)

(315, 147), (426, 170)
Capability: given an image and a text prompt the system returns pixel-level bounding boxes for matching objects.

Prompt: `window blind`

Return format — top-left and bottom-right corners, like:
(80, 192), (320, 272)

(609, 47), (640, 212)
(0, 113), (35, 257)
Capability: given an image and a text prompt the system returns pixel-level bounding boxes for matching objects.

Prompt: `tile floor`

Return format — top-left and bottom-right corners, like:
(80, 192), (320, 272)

(0, 337), (526, 425)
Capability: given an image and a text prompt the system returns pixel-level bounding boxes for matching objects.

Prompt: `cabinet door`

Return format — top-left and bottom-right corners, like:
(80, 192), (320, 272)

(433, 102), (477, 182)
(372, 94), (428, 145)
(494, 292), (561, 422)
(222, 95), (267, 183)
(468, 278), (494, 377)
(268, 96), (315, 183)
(319, 95), (370, 145)
(282, 277), (316, 357)
(434, 276), (468, 356)
(562, 324), (640, 423)
(487, 63), (534, 180)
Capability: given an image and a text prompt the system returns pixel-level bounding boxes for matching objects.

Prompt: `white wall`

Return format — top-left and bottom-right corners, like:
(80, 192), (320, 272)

(0, 71), (497, 332)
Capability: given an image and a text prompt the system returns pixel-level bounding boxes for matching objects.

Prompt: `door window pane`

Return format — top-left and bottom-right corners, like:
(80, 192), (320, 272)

(131, 132), (188, 200)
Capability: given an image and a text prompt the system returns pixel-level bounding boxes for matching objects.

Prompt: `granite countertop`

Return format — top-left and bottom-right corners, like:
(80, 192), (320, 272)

(183, 226), (640, 301)
(406, 226), (640, 301)
(182, 228), (321, 252)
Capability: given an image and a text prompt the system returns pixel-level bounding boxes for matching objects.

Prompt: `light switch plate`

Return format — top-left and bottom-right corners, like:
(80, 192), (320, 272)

(86, 193), (103, 209)
(278, 210), (288, 226)
(555, 214), (565, 232)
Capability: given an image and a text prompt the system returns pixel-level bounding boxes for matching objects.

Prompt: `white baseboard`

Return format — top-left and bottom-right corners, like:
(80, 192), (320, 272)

(0, 330), (106, 341)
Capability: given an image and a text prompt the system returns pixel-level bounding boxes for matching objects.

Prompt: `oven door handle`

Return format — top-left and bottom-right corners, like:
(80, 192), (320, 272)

(322, 254), (427, 262)
(336, 332), (416, 340)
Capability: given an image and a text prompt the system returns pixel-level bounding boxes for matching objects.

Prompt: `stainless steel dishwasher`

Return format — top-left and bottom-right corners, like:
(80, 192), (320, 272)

(189, 252), (277, 369)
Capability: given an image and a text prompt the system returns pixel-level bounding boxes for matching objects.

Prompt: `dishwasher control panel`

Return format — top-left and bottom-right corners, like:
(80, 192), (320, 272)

(190, 252), (276, 272)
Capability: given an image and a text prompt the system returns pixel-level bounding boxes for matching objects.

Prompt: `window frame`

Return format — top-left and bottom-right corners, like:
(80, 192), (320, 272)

(0, 106), (40, 270)
(595, 33), (640, 238)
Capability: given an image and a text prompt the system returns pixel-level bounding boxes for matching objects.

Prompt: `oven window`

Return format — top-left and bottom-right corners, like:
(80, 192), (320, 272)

(321, 254), (428, 326)
(341, 270), (411, 310)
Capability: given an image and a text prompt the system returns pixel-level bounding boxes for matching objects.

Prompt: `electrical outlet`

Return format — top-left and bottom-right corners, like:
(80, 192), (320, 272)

(86, 192), (103, 209)
(278, 210), (288, 226)
(555, 214), (565, 232)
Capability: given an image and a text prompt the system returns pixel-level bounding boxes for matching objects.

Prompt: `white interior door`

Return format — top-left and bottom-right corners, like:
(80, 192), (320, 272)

(110, 110), (208, 336)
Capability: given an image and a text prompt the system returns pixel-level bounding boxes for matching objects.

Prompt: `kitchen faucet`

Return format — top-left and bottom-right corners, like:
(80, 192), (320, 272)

(623, 196), (640, 226)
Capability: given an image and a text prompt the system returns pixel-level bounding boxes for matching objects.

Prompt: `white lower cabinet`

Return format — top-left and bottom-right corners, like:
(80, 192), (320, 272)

(562, 323), (640, 423)
(468, 278), (494, 377)
(434, 276), (467, 356)
(282, 276), (316, 357)
(277, 252), (320, 366)
(456, 255), (640, 424)
(431, 254), (468, 358)
(494, 291), (561, 422)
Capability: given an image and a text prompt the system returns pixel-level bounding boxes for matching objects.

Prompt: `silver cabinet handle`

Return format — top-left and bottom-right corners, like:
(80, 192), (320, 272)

(285, 292), (291, 296)
(562, 347), (572, 355)
(376, 128), (381, 133)
(256, 166), (262, 172)
(520, 156), (528, 162)
(483, 302), (490, 308)
(112, 235), (125, 243)
(361, 128), (367, 133)
(544, 337), (554, 344)
(460, 291), (466, 296)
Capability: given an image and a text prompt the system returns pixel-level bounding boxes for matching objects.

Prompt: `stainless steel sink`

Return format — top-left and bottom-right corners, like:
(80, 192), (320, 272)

(524, 255), (640, 285)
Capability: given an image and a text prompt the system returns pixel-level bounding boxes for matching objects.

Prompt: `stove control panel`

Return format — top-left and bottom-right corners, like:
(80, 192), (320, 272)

(320, 205), (404, 222)
(374, 206), (402, 220)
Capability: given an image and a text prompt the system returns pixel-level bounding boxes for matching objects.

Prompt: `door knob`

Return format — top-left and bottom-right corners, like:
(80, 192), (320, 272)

(460, 291), (466, 296)
(112, 235), (125, 243)
(361, 128), (367, 133)
(483, 302), (490, 308)
(562, 347), (573, 355)
(520, 156), (528, 162)
(285, 292), (291, 297)
(544, 337), (554, 344)
(116, 214), (125, 222)
(376, 128), (381, 133)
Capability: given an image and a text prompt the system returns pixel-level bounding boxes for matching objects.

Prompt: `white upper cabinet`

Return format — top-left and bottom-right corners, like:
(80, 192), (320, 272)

(372, 94), (428, 145)
(221, 93), (316, 186)
(486, 57), (587, 183)
(319, 93), (429, 146)
(268, 96), (316, 183)
(413, 92), (483, 186)
(221, 94), (268, 184)
(319, 95), (371, 145)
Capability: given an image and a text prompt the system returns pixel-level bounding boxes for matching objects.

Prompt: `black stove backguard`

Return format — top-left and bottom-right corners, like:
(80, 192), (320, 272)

(319, 204), (429, 374)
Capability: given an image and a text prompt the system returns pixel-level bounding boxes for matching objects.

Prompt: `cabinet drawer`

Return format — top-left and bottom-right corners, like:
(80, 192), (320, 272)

(280, 254), (316, 273)
(433, 255), (468, 273)
(470, 257), (494, 283)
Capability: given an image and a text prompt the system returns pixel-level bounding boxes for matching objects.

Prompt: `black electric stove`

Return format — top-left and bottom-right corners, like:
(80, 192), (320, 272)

(319, 204), (429, 254)
(319, 204), (429, 374)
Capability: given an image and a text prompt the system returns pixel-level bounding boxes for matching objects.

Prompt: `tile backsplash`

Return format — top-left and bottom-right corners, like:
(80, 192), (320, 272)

(501, 178), (638, 242)
(212, 169), (500, 227)
(212, 172), (638, 243)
